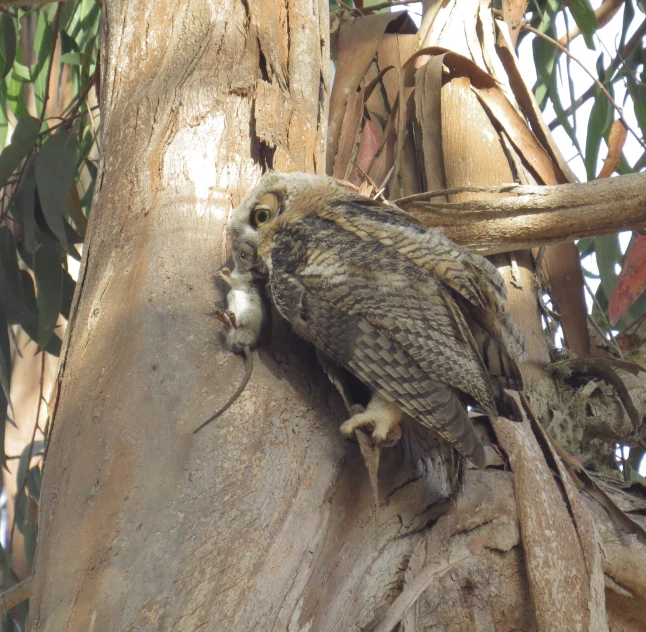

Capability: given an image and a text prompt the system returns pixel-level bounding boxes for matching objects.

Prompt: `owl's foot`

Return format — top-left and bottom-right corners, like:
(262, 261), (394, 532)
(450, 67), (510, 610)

(340, 394), (403, 444)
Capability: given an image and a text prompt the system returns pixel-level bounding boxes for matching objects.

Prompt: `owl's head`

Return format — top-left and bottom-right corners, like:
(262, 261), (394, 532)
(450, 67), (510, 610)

(227, 172), (347, 249)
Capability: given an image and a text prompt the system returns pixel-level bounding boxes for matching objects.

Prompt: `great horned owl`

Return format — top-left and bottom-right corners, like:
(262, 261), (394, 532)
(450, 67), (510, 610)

(227, 172), (526, 467)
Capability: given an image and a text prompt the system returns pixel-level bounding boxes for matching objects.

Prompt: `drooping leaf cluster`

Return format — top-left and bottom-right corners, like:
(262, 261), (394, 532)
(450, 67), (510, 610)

(0, 1), (99, 624)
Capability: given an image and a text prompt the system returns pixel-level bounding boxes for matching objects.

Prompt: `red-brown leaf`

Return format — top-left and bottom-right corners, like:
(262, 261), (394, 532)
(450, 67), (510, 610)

(609, 235), (646, 325)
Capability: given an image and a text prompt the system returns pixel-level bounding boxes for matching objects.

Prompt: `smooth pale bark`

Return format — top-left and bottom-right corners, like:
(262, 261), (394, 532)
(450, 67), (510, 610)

(28, 0), (343, 628)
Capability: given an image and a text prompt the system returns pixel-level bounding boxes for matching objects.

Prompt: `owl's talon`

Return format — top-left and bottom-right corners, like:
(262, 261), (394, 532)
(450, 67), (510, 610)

(340, 396), (402, 445)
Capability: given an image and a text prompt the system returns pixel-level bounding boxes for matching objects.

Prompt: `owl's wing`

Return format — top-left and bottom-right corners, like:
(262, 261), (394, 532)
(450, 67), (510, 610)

(316, 197), (527, 382)
(267, 217), (508, 465)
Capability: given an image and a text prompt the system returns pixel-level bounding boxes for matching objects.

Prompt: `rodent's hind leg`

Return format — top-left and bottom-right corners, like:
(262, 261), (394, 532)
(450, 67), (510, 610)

(213, 307), (234, 330)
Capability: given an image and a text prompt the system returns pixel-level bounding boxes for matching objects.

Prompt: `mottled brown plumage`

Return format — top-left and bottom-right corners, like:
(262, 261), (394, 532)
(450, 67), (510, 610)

(227, 173), (526, 467)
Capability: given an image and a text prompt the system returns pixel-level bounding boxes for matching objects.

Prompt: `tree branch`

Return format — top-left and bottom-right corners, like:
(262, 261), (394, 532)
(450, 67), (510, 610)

(395, 172), (646, 254)
(0, 577), (32, 614)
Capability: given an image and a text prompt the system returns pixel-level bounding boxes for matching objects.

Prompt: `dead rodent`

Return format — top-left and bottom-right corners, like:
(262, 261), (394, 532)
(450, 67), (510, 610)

(194, 240), (265, 434)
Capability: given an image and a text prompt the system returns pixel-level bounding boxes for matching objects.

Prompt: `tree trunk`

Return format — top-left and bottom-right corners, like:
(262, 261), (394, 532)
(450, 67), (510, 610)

(29, 0), (332, 628)
(28, 0), (646, 631)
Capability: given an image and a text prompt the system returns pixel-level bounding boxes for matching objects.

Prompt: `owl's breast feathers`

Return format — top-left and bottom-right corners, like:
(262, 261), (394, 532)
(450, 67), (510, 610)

(256, 188), (525, 466)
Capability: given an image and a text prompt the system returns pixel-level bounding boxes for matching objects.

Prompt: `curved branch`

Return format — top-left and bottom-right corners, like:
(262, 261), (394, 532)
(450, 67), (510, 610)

(395, 172), (646, 254)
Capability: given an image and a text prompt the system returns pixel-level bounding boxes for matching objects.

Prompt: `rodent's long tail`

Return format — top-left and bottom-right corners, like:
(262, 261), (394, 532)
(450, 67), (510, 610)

(193, 346), (253, 434)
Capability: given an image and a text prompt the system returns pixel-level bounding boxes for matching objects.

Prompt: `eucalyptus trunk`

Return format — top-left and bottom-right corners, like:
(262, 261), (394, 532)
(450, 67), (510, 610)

(28, 0), (646, 630)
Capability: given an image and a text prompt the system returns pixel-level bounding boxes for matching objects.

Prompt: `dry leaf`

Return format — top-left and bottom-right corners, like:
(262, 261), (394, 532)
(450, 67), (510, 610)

(598, 119), (628, 179)
(609, 235), (646, 325)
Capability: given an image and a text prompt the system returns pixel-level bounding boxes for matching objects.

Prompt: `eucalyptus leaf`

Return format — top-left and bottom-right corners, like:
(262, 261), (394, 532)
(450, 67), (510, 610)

(0, 85), (6, 149)
(595, 234), (620, 301)
(19, 270), (62, 356)
(585, 90), (612, 180)
(0, 307), (12, 416)
(36, 131), (79, 249)
(6, 72), (29, 119)
(60, 52), (83, 65)
(23, 511), (37, 571)
(12, 158), (38, 254)
(0, 115), (40, 190)
(0, 14), (17, 79)
(11, 62), (31, 83)
(0, 227), (37, 326)
(27, 465), (42, 502)
(60, 268), (76, 320)
(34, 239), (63, 348)
(32, 12), (54, 110)
(568, 0), (598, 49)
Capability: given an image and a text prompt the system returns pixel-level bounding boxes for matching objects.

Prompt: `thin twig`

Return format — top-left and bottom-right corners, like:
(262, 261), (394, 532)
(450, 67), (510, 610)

(350, 0), (420, 13)
(39, 105), (100, 138)
(583, 278), (624, 358)
(525, 25), (646, 153)
(618, 310), (646, 337)
(9, 352), (45, 555)
(548, 18), (646, 131)
(396, 183), (521, 203)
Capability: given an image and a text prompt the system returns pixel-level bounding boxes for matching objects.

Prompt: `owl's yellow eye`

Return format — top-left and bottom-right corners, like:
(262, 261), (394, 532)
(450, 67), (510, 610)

(253, 207), (271, 226)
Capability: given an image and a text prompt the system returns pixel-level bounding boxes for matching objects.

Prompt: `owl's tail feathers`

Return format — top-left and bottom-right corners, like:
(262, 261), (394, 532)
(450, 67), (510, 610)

(464, 253), (527, 362)
(427, 387), (486, 468)
(470, 322), (524, 392)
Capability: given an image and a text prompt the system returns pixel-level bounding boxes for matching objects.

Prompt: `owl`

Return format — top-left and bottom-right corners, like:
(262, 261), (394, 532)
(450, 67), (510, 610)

(227, 172), (526, 467)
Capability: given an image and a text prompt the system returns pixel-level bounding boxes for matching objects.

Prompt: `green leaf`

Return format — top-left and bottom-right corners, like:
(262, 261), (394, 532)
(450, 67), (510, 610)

(549, 72), (582, 154)
(19, 269), (62, 356)
(568, 0), (598, 49)
(595, 234), (620, 301)
(0, 82), (7, 149)
(60, 30), (80, 56)
(585, 89), (612, 180)
(61, 0), (80, 33)
(12, 158), (39, 254)
(60, 268), (76, 320)
(0, 227), (37, 327)
(36, 131), (79, 249)
(533, 26), (559, 109)
(23, 508), (37, 570)
(6, 72), (29, 119)
(0, 115), (40, 192)
(15, 442), (43, 505)
(0, 14), (17, 79)
(0, 307), (11, 420)
(34, 239), (63, 348)
(32, 12), (54, 112)
(65, 184), (87, 238)
(627, 77), (646, 138)
(11, 62), (30, 83)
(27, 464), (42, 502)
(60, 52), (83, 65)
(577, 237), (595, 257)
